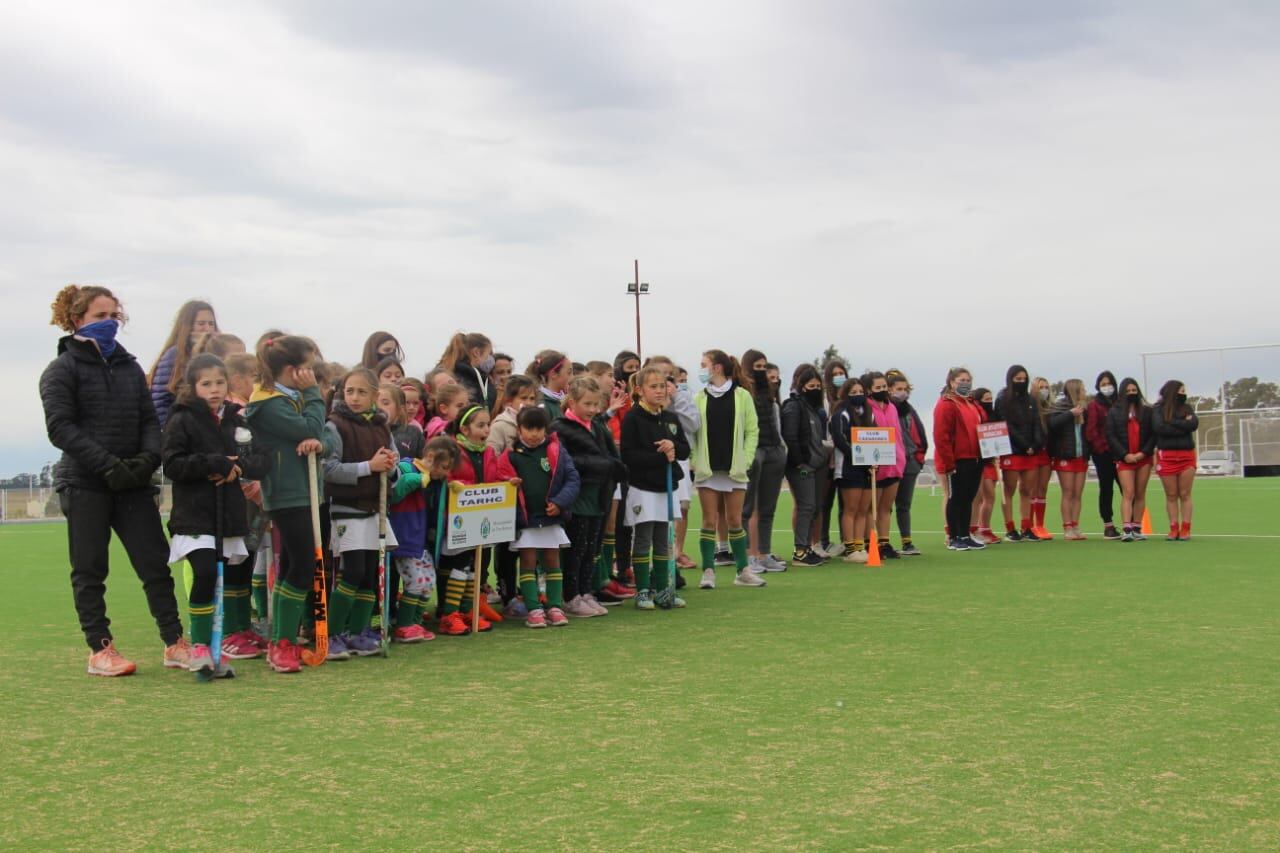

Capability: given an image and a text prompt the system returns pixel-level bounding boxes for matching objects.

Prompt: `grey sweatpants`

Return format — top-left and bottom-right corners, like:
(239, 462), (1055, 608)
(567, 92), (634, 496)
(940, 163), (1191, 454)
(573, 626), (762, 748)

(895, 470), (920, 540)
(784, 465), (819, 553)
(743, 444), (787, 553)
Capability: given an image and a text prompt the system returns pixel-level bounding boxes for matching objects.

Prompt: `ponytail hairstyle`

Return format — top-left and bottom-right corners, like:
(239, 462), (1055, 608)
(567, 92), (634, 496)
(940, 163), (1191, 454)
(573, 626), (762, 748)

(432, 383), (469, 417)
(437, 332), (492, 371)
(822, 357), (849, 407)
(379, 382), (407, 426)
(49, 284), (124, 332)
(256, 334), (316, 390)
(175, 353), (227, 406)
(791, 363), (821, 394)
(703, 349), (751, 391)
(422, 435), (459, 471)
(149, 300), (217, 393)
(1158, 379), (1189, 423)
(631, 364), (669, 403)
(493, 374), (537, 418)
(192, 332), (245, 360)
(526, 349), (569, 384)
(941, 366), (972, 398)
(1063, 378), (1088, 424)
(361, 332), (402, 370)
(566, 375), (602, 403)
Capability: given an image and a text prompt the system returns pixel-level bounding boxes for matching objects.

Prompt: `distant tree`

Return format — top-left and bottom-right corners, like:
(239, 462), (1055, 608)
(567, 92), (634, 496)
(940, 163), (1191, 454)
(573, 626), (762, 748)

(813, 344), (846, 369)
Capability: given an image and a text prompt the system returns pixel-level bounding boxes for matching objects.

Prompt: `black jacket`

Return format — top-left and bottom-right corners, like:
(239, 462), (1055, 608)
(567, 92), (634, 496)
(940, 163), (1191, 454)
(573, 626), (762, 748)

(454, 361), (498, 412)
(162, 400), (270, 537)
(780, 393), (826, 470)
(751, 385), (782, 449)
(1106, 404), (1156, 460)
(40, 336), (161, 492)
(829, 400), (872, 481)
(994, 389), (1045, 454)
(620, 404), (690, 493)
(551, 414), (625, 515)
(1152, 404), (1199, 451)
(1046, 404), (1087, 460)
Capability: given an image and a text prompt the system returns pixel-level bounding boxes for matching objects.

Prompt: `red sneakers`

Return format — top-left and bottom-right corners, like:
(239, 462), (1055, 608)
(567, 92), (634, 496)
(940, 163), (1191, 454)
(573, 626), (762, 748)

(602, 580), (636, 599)
(437, 612), (470, 636)
(267, 639), (302, 673)
(459, 611), (492, 633)
(393, 624), (433, 643)
(547, 607), (569, 627)
(221, 632), (264, 660)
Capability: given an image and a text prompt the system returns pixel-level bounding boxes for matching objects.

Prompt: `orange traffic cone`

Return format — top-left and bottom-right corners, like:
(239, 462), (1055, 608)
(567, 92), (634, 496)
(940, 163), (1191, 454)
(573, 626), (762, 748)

(867, 530), (882, 567)
(1141, 508), (1153, 535)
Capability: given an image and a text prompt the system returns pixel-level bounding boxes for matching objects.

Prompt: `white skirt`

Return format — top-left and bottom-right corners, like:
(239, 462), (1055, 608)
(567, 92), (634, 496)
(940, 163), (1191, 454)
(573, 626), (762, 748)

(169, 534), (250, 566)
(674, 460), (692, 503)
(698, 472), (748, 493)
(511, 525), (571, 550)
(331, 515), (399, 555)
(623, 486), (682, 526)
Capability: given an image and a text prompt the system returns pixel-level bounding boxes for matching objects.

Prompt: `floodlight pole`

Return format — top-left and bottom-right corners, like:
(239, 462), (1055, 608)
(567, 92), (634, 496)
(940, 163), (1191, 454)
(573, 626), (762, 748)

(627, 259), (649, 360)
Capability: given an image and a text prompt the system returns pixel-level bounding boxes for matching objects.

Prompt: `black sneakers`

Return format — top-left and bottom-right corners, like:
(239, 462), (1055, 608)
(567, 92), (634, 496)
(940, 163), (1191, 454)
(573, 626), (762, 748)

(1005, 529), (1023, 543)
(793, 549), (827, 566)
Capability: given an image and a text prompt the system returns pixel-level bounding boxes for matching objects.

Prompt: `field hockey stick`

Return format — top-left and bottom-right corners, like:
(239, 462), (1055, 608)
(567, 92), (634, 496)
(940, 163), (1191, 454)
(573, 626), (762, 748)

(378, 470), (390, 657)
(211, 483), (225, 669)
(265, 522), (276, 628)
(666, 460), (677, 601)
(301, 452), (329, 666)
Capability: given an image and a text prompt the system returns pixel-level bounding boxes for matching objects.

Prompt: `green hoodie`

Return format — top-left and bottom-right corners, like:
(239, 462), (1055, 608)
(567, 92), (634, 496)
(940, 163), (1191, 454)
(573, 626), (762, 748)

(692, 386), (759, 484)
(244, 385), (329, 511)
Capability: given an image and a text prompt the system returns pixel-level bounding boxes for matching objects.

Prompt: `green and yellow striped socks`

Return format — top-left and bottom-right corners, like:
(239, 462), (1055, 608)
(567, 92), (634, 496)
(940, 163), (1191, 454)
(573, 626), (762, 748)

(728, 528), (748, 570)
(189, 602), (214, 646)
(271, 581), (309, 643)
(699, 528), (716, 569)
(519, 568), (540, 610)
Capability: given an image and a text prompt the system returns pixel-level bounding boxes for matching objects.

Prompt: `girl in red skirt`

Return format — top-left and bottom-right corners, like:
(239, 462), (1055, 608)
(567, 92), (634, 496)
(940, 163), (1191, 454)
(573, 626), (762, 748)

(1152, 380), (1199, 540)
(970, 388), (1002, 544)
(1048, 379), (1089, 539)
(1029, 376), (1055, 539)
(1105, 378), (1156, 541)
(995, 365), (1046, 542)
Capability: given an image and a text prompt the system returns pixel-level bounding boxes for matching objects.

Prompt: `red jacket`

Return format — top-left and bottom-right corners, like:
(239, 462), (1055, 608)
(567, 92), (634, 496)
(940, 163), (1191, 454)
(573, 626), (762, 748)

(450, 442), (499, 485)
(607, 396), (632, 445)
(1084, 398), (1112, 456)
(932, 394), (986, 474)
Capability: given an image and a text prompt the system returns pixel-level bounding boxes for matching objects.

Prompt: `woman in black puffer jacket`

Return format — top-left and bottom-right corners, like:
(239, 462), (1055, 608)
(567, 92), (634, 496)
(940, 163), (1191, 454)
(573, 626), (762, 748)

(780, 364), (828, 566)
(40, 284), (188, 676)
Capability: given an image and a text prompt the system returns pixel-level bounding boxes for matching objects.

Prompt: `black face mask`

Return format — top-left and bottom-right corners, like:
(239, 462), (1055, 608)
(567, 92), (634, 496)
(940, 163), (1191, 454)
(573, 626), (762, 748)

(802, 388), (824, 407)
(1127, 392), (1140, 404)
(981, 401), (995, 417)
(620, 370), (636, 385)
(848, 394), (866, 409)
(1013, 380), (1029, 395)
(1176, 393), (1187, 405)
(871, 390), (889, 403)
(752, 369), (768, 386)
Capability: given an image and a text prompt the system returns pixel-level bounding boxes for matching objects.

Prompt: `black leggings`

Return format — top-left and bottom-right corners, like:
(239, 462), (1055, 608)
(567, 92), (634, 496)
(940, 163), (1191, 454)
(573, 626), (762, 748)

(1091, 453), (1117, 525)
(563, 514), (604, 599)
(269, 506), (319, 589)
(819, 472), (844, 547)
(338, 548), (379, 593)
(945, 459), (983, 538)
(613, 484), (633, 575)
(187, 548), (252, 605)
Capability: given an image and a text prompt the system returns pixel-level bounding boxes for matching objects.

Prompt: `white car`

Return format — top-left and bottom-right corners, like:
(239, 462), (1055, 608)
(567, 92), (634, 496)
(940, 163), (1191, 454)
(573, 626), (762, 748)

(1196, 450), (1237, 476)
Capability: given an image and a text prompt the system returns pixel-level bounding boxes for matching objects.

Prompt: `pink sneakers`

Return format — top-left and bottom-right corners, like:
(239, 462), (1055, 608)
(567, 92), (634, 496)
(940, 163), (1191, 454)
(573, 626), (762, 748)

(393, 624), (434, 643)
(163, 637), (194, 669)
(525, 608), (548, 629)
(547, 607), (569, 627)
(221, 632), (264, 660)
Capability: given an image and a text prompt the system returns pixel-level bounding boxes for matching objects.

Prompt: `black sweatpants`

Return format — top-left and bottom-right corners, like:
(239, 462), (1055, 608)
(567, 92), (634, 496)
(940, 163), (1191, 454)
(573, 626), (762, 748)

(187, 548), (252, 605)
(945, 459), (983, 539)
(563, 513), (604, 600)
(59, 486), (183, 650)
(268, 506), (320, 590)
(1091, 453), (1117, 525)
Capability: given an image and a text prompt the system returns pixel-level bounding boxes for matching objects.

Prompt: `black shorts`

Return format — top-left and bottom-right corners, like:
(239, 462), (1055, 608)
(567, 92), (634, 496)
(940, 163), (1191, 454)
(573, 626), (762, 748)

(836, 469), (871, 490)
(877, 476), (901, 489)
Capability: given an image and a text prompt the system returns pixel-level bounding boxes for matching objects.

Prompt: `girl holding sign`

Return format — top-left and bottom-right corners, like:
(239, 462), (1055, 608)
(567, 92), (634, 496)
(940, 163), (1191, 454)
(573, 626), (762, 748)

(995, 365), (1047, 542)
(932, 367), (987, 551)
(1048, 379), (1090, 540)
(1105, 378), (1156, 541)
(829, 377), (874, 562)
(971, 388), (1002, 545)
(864, 372), (907, 560)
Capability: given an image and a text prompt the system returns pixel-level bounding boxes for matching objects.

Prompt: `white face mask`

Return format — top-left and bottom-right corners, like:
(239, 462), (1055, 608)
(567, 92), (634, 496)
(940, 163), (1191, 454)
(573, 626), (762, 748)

(1039, 388), (1050, 401)
(698, 368), (711, 384)
(1100, 385), (1115, 397)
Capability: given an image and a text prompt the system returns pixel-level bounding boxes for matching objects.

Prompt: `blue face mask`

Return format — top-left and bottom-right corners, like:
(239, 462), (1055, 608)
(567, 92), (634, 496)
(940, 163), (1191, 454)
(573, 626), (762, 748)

(698, 368), (711, 384)
(831, 374), (846, 388)
(677, 382), (689, 394)
(77, 319), (120, 357)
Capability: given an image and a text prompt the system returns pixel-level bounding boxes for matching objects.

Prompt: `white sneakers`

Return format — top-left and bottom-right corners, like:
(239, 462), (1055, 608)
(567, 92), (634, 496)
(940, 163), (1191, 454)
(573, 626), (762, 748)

(734, 569), (767, 587)
(699, 568), (717, 589)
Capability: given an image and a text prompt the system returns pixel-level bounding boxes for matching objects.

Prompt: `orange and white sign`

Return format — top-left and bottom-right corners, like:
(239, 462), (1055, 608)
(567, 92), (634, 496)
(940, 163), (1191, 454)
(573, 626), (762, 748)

(850, 427), (897, 466)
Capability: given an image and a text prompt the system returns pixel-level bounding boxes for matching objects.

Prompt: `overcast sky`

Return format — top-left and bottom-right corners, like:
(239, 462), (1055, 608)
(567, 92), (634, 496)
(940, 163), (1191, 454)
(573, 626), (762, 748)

(4, 1), (1279, 476)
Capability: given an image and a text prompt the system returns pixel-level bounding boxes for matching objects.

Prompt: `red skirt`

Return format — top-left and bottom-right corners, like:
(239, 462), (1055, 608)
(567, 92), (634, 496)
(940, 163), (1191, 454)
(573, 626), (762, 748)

(1053, 457), (1088, 473)
(1156, 449), (1196, 477)
(1116, 456), (1152, 472)
(1001, 453), (1041, 472)
(982, 464), (998, 481)
(1033, 449), (1051, 467)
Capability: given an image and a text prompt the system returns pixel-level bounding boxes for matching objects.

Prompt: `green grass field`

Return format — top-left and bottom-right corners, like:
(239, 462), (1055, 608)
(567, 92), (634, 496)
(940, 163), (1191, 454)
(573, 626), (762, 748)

(2, 478), (1278, 850)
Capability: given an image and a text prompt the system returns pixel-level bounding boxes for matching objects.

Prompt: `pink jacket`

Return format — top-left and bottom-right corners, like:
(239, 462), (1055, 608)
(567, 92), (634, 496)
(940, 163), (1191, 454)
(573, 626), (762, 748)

(868, 399), (906, 481)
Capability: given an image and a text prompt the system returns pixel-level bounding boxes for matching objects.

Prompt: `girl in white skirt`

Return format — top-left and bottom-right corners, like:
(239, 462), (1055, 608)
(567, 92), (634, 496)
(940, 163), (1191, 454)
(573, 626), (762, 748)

(621, 365), (691, 610)
(492, 407), (581, 628)
(321, 368), (399, 659)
